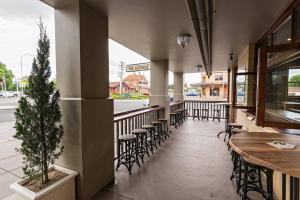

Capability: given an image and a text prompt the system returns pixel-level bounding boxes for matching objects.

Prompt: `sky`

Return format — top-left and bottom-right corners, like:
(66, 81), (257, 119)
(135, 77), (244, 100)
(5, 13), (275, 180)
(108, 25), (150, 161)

(0, 0), (204, 85)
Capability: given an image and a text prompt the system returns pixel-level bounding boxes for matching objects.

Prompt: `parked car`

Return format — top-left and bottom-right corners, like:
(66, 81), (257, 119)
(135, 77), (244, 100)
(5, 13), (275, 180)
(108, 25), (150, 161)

(185, 92), (198, 96)
(3, 91), (18, 98)
(237, 91), (245, 97)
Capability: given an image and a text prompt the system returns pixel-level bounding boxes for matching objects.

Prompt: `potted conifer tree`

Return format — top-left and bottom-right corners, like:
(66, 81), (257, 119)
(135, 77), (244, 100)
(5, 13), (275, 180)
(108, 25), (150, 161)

(10, 20), (77, 200)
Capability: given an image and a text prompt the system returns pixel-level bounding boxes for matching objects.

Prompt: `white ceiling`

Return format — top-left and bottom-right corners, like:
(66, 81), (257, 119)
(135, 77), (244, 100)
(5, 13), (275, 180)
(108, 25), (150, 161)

(212, 0), (292, 69)
(42, 0), (293, 73)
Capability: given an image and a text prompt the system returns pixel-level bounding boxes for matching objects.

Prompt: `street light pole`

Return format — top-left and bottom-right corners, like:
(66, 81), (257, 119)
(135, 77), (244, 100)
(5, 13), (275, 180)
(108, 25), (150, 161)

(20, 54), (35, 96)
(119, 61), (125, 95)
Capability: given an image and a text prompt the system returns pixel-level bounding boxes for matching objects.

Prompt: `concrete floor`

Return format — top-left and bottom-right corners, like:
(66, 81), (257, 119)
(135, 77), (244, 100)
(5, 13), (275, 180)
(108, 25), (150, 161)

(93, 119), (267, 200)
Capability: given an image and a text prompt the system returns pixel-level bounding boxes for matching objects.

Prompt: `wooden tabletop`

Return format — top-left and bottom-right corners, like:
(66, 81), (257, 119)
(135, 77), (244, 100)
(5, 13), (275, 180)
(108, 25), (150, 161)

(230, 132), (300, 178)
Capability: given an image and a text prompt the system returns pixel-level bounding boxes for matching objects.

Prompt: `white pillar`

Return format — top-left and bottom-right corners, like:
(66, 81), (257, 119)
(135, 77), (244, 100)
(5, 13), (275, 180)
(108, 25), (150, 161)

(150, 60), (170, 120)
(55, 1), (113, 199)
(173, 72), (184, 102)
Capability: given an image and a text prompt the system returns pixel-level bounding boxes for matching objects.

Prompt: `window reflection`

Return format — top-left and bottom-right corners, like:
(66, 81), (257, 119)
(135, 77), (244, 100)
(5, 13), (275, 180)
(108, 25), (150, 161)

(265, 56), (300, 123)
(273, 16), (292, 45)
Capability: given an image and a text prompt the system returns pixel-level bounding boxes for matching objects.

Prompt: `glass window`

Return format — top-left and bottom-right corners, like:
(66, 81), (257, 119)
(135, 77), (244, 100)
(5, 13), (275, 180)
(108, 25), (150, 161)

(215, 75), (223, 81)
(265, 56), (300, 124)
(210, 88), (219, 96)
(234, 73), (256, 107)
(272, 16), (292, 45)
(288, 68), (300, 96)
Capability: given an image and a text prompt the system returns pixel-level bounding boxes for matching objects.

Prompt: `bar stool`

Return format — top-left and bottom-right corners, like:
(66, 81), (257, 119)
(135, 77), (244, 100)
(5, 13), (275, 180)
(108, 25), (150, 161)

(227, 128), (247, 150)
(217, 104), (230, 138)
(184, 108), (188, 120)
(116, 134), (140, 174)
(212, 109), (221, 122)
(158, 118), (169, 140)
(132, 129), (150, 163)
(230, 150), (243, 193)
(152, 121), (164, 145)
(225, 123), (243, 142)
(201, 108), (209, 120)
(193, 108), (200, 120)
(240, 157), (274, 200)
(170, 113), (177, 128)
(175, 110), (183, 126)
(232, 128), (247, 135)
(179, 109), (185, 123)
(141, 124), (157, 153)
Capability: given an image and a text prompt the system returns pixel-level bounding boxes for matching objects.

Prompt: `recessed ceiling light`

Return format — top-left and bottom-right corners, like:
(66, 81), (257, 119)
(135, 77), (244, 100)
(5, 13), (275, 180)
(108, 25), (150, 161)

(287, 38), (292, 41)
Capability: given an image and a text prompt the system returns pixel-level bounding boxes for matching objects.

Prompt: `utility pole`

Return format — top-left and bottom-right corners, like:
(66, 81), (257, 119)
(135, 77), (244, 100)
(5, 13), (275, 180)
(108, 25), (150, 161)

(20, 54), (35, 96)
(2, 76), (7, 95)
(118, 61), (126, 95)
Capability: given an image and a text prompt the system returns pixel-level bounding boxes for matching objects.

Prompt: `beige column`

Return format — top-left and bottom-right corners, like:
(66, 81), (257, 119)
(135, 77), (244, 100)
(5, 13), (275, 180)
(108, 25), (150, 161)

(150, 60), (170, 120)
(173, 72), (184, 102)
(55, 1), (113, 200)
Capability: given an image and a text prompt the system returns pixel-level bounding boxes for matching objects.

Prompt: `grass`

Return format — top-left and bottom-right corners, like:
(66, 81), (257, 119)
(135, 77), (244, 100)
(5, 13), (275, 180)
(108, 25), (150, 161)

(111, 93), (149, 100)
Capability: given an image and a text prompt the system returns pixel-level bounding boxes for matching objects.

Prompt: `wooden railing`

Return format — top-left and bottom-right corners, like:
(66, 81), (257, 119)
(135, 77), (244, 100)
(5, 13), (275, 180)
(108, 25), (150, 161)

(184, 100), (227, 119)
(113, 100), (227, 159)
(170, 101), (184, 112)
(113, 105), (164, 159)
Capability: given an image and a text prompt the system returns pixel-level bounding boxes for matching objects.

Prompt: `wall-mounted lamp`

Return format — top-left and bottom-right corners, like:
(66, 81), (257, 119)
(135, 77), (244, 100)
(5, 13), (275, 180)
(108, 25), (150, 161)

(229, 53), (234, 61)
(195, 65), (202, 72)
(177, 34), (192, 48)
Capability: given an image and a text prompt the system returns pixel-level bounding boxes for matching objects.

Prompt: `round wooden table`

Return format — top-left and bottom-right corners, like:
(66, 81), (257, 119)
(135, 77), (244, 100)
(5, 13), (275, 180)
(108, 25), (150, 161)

(230, 132), (300, 200)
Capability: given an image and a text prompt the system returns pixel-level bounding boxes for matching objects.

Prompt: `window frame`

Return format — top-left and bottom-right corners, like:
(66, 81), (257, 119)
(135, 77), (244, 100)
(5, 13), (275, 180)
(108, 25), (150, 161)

(256, 43), (300, 128)
(232, 69), (257, 109)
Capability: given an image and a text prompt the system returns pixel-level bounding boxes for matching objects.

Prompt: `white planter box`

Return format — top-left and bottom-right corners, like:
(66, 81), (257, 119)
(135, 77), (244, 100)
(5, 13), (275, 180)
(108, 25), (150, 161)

(10, 165), (78, 200)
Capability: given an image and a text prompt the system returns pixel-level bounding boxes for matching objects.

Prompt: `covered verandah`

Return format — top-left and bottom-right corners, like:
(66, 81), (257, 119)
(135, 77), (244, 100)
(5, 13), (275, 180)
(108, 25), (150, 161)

(97, 119), (240, 200)
(31, 0), (300, 200)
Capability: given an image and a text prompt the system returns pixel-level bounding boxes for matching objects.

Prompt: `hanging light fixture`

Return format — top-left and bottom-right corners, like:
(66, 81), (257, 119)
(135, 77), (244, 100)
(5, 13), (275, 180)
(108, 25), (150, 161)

(195, 65), (202, 72)
(177, 34), (192, 48)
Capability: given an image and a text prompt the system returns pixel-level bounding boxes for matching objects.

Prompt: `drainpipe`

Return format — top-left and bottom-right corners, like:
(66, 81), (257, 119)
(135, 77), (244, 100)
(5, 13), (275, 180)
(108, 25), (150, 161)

(207, 0), (214, 75)
(186, 0), (214, 77)
(195, 0), (209, 70)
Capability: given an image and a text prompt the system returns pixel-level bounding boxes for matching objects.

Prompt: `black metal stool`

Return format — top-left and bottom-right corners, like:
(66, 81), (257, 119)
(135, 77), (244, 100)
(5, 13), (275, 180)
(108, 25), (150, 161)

(158, 118), (169, 140)
(152, 121), (164, 145)
(116, 134), (140, 174)
(217, 103), (230, 138)
(180, 109), (185, 123)
(184, 108), (188, 120)
(241, 158), (274, 200)
(212, 109), (221, 122)
(230, 150), (243, 193)
(201, 108), (209, 120)
(193, 108), (200, 120)
(141, 124), (157, 154)
(228, 128), (247, 150)
(175, 110), (183, 126)
(225, 123), (243, 142)
(132, 129), (150, 163)
(170, 112), (177, 128)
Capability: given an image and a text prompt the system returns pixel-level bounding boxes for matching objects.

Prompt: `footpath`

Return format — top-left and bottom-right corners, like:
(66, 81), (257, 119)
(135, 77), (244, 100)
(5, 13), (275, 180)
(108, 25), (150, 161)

(0, 121), (22, 199)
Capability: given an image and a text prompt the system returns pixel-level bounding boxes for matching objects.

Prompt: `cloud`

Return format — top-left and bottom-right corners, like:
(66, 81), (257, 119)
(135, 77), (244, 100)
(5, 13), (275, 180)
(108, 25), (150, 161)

(0, 0), (53, 22)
